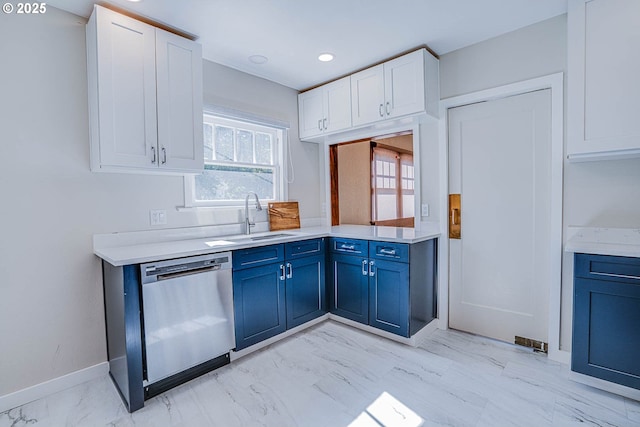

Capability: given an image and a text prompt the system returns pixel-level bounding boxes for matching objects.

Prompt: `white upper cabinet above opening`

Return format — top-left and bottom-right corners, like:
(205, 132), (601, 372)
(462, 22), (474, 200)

(298, 48), (439, 143)
(567, 0), (640, 161)
(87, 5), (204, 174)
(298, 76), (352, 140)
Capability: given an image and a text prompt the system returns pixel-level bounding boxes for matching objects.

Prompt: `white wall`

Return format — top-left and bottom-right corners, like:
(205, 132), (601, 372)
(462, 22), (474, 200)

(0, 7), (320, 397)
(439, 14), (640, 350)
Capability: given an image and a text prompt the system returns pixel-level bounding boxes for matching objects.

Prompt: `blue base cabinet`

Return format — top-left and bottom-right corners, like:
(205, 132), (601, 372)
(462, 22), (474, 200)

(330, 252), (369, 324)
(286, 254), (326, 329)
(233, 244), (286, 350)
(572, 253), (640, 390)
(369, 259), (410, 337)
(233, 262), (287, 350)
(329, 238), (436, 338)
(233, 239), (326, 350)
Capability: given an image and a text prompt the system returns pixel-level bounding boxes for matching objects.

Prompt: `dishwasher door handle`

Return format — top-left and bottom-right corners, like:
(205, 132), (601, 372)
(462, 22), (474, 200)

(156, 265), (220, 281)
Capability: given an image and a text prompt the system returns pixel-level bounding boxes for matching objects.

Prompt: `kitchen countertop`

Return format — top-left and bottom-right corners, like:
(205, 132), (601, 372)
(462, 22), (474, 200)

(565, 226), (640, 258)
(94, 223), (441, 266)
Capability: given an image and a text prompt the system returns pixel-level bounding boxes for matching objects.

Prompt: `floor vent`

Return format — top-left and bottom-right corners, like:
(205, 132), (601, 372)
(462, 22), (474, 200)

(515, 336), (548, 353)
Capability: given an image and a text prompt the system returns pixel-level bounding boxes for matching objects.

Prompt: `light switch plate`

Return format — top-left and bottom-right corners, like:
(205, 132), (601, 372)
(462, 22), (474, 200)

(421, 203), (429, 217)
(150, 210), (167, 226)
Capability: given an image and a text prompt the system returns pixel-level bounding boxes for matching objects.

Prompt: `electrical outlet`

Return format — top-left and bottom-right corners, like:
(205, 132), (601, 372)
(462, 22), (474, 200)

(421, 203), (429, 217)
(149, 210), (167, 226)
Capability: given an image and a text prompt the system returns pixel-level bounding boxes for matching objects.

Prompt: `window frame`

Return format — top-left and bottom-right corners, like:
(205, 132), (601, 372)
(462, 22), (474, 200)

(184, 108), (288, 208)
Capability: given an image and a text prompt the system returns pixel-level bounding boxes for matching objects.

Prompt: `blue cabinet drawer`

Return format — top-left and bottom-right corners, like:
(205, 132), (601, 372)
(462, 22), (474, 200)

(575, 253), (640, 284)
(285, 238), (325, 259)
(369, 241), (409, 263)
(329, 238), (368, 256)
(233, 244), (284, 270)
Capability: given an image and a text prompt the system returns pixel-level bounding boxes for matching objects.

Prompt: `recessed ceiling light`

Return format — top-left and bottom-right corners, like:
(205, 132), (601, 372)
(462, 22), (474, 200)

(249, 55), (269, 65)
(318, 53), (334, 62)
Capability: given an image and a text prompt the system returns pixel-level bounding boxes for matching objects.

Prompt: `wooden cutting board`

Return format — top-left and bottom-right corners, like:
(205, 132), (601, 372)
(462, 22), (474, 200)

(268, 202), (300, 231)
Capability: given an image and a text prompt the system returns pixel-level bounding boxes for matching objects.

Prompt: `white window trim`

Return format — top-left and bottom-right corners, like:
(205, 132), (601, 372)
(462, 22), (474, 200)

(182, 106), (289, 209)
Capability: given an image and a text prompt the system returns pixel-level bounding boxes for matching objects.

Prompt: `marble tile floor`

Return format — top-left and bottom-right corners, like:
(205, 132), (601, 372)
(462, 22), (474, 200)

(2, 321), (639, 427)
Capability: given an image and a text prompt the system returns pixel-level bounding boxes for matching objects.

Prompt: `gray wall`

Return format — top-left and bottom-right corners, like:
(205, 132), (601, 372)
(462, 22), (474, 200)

(0, 7), (320, 396)
(439, 14), (640, 350)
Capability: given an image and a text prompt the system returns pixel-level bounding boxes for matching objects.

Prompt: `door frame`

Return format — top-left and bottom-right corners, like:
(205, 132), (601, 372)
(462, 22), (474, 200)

(437, 73), (567, 363)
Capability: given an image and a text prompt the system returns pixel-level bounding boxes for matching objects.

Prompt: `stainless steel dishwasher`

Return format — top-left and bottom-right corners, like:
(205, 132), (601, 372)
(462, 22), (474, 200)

(140, 252), (234, 395)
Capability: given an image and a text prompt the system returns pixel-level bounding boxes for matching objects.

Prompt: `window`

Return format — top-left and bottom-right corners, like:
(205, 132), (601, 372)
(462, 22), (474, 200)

(371, 146), (414, 223)
(186, 114), (285, 206)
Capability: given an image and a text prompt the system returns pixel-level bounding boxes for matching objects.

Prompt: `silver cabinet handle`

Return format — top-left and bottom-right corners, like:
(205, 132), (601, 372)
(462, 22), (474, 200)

(379, 104), (384, 117)
(318, 119), (323, 131)
(323, 118), (327, 130)
(386, 101), (391, 116)
(161, 147), (167, 164)
(340, 244), (355, 250)
(369, 260), (375, 277)
(151, 146), (156, 164)
(279, 264), (286, 280)
(380, 248), (396, 256)
(362, 259), (368, 276)
(286, 262), (293, 279)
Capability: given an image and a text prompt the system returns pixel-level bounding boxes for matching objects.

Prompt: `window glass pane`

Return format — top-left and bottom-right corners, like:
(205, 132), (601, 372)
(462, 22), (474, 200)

(255, 132), (273, 165)
(383, 162), (389, 176)
(236, 129), (254, 163)
(214, 126), (234, 161)
(204, 124), (213, 161)
(376, 195), (397, 220)
(195, 165), (274, 201)
(390, 162), (396, 176)
(402, 195), (415, 217)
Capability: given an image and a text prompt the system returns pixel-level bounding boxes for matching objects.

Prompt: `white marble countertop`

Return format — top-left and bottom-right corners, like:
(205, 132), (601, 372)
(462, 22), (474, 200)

(565, 226), (640, 258)
(94, 223), (441, 266)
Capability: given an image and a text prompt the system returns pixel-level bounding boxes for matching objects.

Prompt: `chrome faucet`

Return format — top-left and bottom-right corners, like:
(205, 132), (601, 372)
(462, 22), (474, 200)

(244, 192), (263, 235)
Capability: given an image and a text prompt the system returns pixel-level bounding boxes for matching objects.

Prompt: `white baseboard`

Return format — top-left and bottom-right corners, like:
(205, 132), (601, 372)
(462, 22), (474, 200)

(570, 370), (640, 401)
(230, 314), (329, 361)
(0, 362), (109, 413)
(548, 349), (571, 365)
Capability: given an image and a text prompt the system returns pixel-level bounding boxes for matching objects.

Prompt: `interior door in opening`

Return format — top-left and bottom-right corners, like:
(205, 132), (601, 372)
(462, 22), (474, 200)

(448, 89), (552, 345)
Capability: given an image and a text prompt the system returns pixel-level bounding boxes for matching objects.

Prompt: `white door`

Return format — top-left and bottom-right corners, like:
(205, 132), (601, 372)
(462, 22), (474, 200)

(448, 89), (552, 346)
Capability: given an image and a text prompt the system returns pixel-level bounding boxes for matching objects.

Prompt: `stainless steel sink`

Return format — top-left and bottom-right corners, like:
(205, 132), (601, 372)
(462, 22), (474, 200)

(249, 233), (294, 241)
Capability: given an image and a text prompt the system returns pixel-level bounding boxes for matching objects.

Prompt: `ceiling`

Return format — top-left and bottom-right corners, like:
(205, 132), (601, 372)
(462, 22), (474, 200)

(49, 0), (568, 91)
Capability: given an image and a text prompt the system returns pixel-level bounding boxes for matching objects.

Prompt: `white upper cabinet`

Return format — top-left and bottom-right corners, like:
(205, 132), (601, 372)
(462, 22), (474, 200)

(567, 0), (640, 161)
(351, 64), (385, 126)
(298, 76), (351, 139)
(87, 5), (203, 173)
(298, 49), (438, 142)
(352, 49), (439, 127)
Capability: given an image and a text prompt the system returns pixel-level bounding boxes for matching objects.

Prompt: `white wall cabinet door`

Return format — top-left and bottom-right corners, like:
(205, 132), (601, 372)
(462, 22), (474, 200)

(298, 87), (325, 139)
(156, 29), (204, 172)
(91, 7), (158, 170)
(384, 50), (425, 120)
(298, 76), (351, 140)
(88, 5), (203, 173)
(567, 0), (640, 160)
(324, 76), (352, 133)
(351, 64), (385, 126)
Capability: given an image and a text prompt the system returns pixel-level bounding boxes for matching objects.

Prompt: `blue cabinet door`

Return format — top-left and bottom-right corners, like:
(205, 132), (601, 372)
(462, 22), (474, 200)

(369, 259), (410, 337)
(233, 263), (286, 350)
(285, 255), (326, 329)
(572, 253), (640, 390)
(330, 253), (369, 324)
